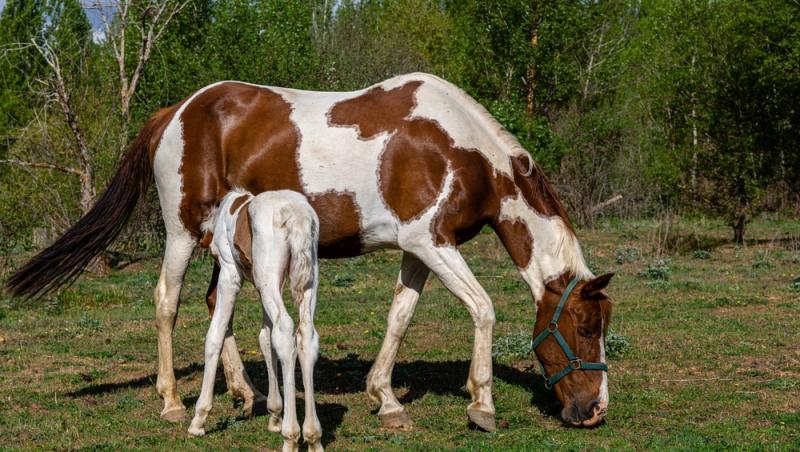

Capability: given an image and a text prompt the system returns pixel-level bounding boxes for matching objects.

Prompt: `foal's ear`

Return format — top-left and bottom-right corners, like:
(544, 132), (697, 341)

(581, 273), (614, 299)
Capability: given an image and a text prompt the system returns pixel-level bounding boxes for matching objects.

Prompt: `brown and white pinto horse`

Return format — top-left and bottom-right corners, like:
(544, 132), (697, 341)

(7, 73), (613, 430)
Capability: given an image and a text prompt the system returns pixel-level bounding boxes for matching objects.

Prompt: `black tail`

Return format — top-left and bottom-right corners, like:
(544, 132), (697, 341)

(6, 107), (175, 298)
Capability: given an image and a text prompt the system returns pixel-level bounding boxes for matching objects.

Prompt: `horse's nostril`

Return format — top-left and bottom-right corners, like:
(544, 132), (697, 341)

(581, 399), (600, 420)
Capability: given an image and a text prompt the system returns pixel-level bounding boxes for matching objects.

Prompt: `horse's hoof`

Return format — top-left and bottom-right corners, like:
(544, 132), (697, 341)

(268, 414), (283, 433)
(161, 406), (187, 423)
(187, 425), (205, 437)
(379, 410), (414, 431)
(467, 408), (496, 432)
(243, 394), (267, 418)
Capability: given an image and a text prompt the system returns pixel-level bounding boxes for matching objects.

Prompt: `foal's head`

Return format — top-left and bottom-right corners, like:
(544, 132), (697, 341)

(532, 273), (613, 427)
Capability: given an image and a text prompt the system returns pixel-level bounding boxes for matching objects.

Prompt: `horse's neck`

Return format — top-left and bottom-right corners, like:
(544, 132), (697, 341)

(494, 195), (591, 302)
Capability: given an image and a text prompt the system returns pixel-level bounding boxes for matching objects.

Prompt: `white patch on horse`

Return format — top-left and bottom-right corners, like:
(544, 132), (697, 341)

(271, 87), (401, 251)
(598, 318), (609, 411)
(397, 166), (455, 250)
(498, 194), (592, 300)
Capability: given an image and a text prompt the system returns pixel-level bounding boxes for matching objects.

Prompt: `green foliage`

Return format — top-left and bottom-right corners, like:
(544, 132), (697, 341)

(604, 328), (631, 358)
(492, 331), (532, 363)
(615, 247), (641, 264)
(77, 313), (101, 331)
(0, 0), (46, 154)
(790, 277), (800, 293)
(639, 259), (671, 280)
(0, 0), (798, 249)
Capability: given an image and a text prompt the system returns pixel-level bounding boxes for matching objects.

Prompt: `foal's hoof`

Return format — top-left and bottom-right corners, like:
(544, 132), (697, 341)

(161, 406), (187, 423)
(379, 410), (414, 431)
(187, 425), (206, 437)
(467, 408), (497, 432)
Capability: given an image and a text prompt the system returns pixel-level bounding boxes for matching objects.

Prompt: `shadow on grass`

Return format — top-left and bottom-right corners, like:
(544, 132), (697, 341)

(65, 354), (561, 440)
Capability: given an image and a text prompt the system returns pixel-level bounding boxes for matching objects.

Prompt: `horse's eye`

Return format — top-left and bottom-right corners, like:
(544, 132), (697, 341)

(578, 328), (594, 339)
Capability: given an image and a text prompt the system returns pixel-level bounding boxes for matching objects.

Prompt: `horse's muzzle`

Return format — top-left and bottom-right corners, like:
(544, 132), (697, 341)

(563, 398), (606, 427)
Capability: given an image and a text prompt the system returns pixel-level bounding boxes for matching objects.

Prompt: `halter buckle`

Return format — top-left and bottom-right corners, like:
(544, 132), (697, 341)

(547, 321), (558, 333)
(544, 379), (553, 390)
(569, 358), (582, 370)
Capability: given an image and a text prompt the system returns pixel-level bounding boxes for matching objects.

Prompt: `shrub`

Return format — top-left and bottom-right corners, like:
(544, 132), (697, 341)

(605, 328), (631, 358)
(639, 259), (670, 280)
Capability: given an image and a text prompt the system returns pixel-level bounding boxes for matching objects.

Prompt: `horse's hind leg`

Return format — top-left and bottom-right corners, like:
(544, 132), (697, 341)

(154, 231), (195, 422)
(205, 260), (268, 417)
(366, 252), (429, 430)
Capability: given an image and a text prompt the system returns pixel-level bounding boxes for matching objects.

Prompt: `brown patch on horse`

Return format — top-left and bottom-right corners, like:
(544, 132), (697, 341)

(308, 190), (363, 257)
(493, 219), (532, 268)
(229, 194), (250, 215)
(205, 260), (220, 316)
(379, 121), (448, 222)
(328, 81), (422, 139)
(199, 231), (213, 249)
(233, 207), (253, 271)
(179, 83), (302, 237)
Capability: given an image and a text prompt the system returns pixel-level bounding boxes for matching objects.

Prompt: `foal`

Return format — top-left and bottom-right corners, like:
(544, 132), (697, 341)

(188, 189), (322, 452)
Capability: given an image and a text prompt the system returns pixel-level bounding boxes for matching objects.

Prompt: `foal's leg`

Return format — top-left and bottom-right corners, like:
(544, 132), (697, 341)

(296, 285), (323, 451)
(221, 317), (267, 417)
(366, 252), (429, 430)
(258, 308), (283, 433)
(259, 282), (301, 452)
(154, 231), (195, 422)
(188, 268), (241, 436)
(207, 261), (268, 417)
(405, 245), (497, 432)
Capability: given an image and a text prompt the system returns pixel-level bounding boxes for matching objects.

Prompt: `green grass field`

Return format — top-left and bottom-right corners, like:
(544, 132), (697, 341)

(1, 218), (798, 450)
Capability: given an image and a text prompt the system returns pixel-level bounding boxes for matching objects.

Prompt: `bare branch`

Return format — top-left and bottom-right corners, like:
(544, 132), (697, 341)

(0, 159), (85, 176)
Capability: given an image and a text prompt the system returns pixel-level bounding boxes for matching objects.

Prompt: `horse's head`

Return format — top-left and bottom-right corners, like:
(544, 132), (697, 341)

(532, 273), (613, 427)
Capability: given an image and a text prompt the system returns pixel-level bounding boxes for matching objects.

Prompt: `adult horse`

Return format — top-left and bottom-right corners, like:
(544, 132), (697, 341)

(7, 73), (613, 430)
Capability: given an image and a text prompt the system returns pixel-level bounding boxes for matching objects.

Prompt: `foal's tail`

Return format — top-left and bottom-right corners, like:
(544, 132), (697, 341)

(282, 203), (319, 306)
(6, 106), (176, 298)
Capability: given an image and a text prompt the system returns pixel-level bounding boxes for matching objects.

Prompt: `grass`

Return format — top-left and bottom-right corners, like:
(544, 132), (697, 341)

(0, 218), (799, 450)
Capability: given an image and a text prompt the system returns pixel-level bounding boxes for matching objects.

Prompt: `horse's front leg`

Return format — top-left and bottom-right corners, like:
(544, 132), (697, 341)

(407, 245), (497, 432)
(366, 252), (429, 430)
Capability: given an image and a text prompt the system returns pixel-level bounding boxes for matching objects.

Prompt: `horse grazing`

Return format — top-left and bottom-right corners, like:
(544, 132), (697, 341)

(7, 73), (613, 430)
(188, 189), (322, 451)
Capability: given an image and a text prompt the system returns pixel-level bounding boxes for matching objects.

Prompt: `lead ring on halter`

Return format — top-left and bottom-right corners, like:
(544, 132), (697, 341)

(532, 276), (608, 389)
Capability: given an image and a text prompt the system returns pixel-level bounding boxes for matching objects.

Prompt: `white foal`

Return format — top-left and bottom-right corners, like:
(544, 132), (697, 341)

(188, 189), (322, 452)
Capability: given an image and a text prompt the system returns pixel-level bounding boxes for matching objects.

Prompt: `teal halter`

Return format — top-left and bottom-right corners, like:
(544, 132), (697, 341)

(532, 277), (608, 389)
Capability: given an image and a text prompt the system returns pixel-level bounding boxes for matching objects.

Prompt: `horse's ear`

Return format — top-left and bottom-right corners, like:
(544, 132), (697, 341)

(581, 273), (614, 299)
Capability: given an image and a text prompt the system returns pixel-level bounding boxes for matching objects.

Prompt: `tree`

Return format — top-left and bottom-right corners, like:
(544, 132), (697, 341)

(0, 0), (46, 155)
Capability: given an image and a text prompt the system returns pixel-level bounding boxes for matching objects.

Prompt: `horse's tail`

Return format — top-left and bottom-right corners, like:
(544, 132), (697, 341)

(6, 106), (176, 298)
(282, 202), (319, 307)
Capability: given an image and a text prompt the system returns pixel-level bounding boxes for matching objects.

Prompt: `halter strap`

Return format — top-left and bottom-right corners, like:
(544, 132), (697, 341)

(532, 276), (608, 389)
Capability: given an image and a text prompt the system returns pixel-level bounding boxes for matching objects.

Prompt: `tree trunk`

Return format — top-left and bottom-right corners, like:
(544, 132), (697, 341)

(732, 215), (746, 245)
